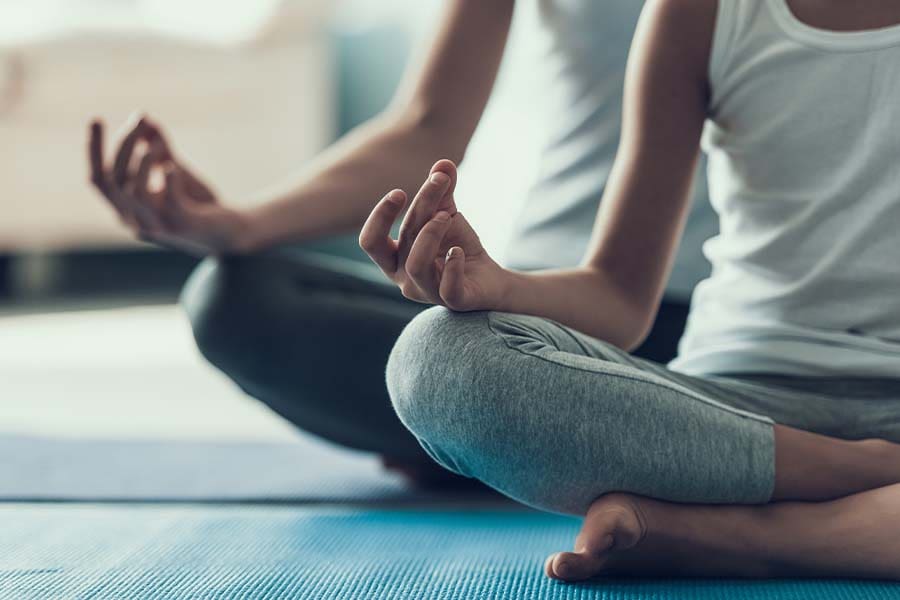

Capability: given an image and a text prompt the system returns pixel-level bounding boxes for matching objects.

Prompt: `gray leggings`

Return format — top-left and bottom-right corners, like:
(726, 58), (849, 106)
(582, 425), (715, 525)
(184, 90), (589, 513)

(388, 307), (900, 515)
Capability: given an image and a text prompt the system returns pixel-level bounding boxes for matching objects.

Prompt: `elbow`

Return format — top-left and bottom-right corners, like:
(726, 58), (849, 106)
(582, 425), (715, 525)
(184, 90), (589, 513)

(603, 302), (655, 353)
(582, 265), (658, 352)
(619, 311), (656, 353)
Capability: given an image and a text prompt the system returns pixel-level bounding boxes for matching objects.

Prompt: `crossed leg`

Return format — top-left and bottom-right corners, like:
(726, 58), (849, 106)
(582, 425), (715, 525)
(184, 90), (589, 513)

(387, 307), (900, 581)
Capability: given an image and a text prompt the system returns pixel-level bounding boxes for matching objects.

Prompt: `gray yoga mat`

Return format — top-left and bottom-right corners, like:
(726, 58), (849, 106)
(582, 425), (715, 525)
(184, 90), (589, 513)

(0, 432), (497, 503)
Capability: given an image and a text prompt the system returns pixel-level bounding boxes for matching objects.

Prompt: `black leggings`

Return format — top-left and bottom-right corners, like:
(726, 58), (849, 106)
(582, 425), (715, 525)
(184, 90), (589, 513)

(180, 247), (690, 464)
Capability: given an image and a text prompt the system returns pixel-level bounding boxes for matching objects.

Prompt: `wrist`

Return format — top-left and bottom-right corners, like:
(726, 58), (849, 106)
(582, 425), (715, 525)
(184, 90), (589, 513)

(492, 266), (526, 313)
(228, 205), (266, 254)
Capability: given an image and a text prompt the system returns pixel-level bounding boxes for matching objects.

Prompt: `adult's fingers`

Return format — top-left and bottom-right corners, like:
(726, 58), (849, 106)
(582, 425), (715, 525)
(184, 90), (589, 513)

(132, 145), (157, 198)
(112, 116), (149, 188)
(89, 120), (139, 225)
(163, 164), (191, 221)
(124, 153), (167, 234)
(406, 211), (452, 300)
(359, 190), (407, 277)
(144, 120), (216, 203)
(131, 141), (167, 205)
(88, 121), (108, 193)
(397, 170), (452, 262)
(141, 120), (173, 161)
(439, 246), (468, 310)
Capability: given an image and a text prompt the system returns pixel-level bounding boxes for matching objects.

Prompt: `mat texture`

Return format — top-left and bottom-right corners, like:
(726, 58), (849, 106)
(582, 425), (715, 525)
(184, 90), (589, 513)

(0, 433), (496, 504)
(2, 505), (897, 599)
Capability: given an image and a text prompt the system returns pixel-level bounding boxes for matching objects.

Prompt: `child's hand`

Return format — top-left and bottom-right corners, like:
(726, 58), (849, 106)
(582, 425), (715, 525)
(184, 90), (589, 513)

(359, 159), (509, 311)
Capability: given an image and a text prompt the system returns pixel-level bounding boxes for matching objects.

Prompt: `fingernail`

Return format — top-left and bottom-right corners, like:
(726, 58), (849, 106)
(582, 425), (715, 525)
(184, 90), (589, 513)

(430, 172), (450, 186)
(446, 246), (461, 260)
(386, 190), (404, 204)
(434, 211), (450, 222)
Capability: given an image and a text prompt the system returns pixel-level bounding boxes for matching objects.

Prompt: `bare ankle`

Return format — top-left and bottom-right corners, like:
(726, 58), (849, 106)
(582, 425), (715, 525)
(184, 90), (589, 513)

(774, 426), (900, 501)
(861, 437), (900, 461)
(854, 438), (900, 490)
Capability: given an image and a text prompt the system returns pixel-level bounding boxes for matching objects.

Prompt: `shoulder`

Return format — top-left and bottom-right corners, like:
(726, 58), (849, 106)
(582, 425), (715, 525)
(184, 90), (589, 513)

(634, 0), (718, 83)
(642, 0), (718, 27)
(639, 0), (718, 48)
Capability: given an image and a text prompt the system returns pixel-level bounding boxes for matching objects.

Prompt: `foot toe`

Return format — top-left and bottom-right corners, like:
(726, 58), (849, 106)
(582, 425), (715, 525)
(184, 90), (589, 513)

(548, 550), (607, 582)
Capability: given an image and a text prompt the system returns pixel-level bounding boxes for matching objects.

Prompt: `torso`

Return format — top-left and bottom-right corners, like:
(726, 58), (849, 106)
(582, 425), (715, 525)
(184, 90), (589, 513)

(671, 0), (900, 377)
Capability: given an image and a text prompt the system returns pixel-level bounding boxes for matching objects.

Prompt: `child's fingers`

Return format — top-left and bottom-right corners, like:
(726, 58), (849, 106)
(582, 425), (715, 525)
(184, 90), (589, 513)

(397, 166), (454, 260)
(429, 159), (459, 198)
(406, 211), (452, 300)
(359, 190), (407, 277)
(439, 246), (467, 310)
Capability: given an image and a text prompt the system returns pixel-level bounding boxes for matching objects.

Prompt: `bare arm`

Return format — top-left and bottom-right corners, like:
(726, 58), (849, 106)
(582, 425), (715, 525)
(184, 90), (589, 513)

(88, 0), (515, 254)
(360, 0), (716, 350)
(501, 0), (716, 348)
(243, 0), (515, 250)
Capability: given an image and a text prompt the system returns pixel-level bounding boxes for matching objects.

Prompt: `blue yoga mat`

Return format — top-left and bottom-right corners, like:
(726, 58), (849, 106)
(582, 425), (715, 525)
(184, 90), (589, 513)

(2, 505), (897, 599)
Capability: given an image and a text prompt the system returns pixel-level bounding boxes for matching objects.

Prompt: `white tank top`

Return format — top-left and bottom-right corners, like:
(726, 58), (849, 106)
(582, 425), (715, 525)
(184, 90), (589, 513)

(671, 0), (900, 376)
(504, 0), (718, 301)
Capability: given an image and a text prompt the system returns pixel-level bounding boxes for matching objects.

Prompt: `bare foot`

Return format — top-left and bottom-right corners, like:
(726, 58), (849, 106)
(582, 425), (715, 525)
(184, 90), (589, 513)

(545, 492), (778, 581)
(547, 484), (900, 581)
(545, 493), (649, 582)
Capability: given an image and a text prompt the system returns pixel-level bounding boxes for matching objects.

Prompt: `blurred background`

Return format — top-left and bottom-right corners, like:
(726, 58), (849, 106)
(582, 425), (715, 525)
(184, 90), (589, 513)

(0, 0), (542, 446)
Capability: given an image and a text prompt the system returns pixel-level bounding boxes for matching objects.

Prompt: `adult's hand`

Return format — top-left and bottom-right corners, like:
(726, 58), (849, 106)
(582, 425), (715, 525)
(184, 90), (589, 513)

(359, 159), (510, 311)
(88, 116), (252, 255)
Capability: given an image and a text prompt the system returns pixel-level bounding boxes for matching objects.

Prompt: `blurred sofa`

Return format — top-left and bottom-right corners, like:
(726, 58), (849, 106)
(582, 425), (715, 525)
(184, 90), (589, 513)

(0, 2), (332, 252)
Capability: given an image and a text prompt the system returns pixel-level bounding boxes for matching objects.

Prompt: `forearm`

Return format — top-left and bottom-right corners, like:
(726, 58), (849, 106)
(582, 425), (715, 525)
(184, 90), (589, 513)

(236, 109), (462, 252)
(233, 0), (515, 253)
(497, 267), (654, 351)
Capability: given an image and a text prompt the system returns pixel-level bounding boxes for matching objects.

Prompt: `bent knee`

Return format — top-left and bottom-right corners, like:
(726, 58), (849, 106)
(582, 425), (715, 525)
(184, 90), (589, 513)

(387, 308), (629, 513)
(387, 307), (485, 420)
(386, 308), (505, 465)
(180, 255), (270, 369)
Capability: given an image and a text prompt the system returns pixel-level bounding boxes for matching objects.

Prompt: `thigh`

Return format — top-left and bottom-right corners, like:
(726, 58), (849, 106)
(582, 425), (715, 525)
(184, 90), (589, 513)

(181, 248), (430, 460)
(508, 311), (900, 445)
(487, 310), (779, 425)
(489, 311), (877, 434)
(722, 374), (900, 444)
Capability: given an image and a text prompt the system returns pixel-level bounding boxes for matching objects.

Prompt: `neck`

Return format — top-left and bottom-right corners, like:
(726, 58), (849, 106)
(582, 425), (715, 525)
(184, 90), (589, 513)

(786, 0), (900, 32)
